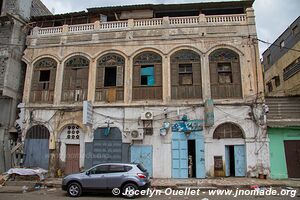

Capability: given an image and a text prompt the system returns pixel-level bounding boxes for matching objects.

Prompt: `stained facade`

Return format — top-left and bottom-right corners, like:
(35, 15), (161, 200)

(21, 1), (269, 178)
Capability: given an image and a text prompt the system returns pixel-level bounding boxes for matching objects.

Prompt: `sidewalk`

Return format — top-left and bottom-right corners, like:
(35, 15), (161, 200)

(1, 177), (300, 193)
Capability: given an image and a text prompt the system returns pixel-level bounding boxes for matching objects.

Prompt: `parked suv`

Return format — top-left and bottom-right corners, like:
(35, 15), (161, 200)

(62, 163), (150, 198)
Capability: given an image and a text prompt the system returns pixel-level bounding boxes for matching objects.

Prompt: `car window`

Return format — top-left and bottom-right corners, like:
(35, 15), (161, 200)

(137, 163), (147, 172)
(124, 166), (132, 172)
(89, 165), (109, 174)
(109, 165), (126, 173)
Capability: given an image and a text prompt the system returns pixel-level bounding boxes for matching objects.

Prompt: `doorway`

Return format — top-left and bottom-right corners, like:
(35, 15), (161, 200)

(188, 140), (196, 178)
(225, 145), (246, 177)
(65, 144), (80, 175)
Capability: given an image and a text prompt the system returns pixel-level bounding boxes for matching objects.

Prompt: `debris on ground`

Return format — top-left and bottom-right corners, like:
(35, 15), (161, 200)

(7, 168), (48, 181)
(0, 174), (9, 186)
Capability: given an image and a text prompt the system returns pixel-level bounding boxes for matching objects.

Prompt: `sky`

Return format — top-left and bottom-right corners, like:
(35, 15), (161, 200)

(40, 0), (300, 56)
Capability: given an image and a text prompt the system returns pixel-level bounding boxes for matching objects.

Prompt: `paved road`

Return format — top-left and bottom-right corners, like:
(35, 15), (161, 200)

(0, 188), (298, 200)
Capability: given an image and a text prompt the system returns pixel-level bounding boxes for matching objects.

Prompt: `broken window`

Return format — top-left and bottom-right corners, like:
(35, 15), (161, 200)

(266, 54), (271, 64)
(140, 65), (155, 86)
(217, 63), (232, 84)
(39, 70), (50, 82)
(273, 76), (280, 87)
(179, 63), (193, 85)
(280, 40), (285, 49)
(292, 25), (299, 36)
(104, 67), (117, 87)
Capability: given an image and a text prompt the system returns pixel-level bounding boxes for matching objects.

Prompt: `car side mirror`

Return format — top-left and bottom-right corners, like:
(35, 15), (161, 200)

(86, 171), (90, 176)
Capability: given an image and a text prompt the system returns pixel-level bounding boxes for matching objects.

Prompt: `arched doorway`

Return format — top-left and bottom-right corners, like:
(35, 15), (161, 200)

(24, 125), (50, 169)
(213, 122), (246, 177)
(59, 124), (83, 175)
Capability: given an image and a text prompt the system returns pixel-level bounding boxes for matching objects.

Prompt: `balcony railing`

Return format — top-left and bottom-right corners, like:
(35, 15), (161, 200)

(31, 14), (247, 36)
(30, 90), (54, 103)
(95, 88), (124, 102)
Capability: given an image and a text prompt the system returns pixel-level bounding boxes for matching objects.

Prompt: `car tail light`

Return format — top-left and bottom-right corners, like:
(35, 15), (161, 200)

(137, 173), (146, 179)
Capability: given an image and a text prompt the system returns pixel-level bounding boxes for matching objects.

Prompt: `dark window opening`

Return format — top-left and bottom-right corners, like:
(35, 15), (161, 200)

(273, 76), (280, 87)
(179, 63), (193, 85)
(228, 145), (235, 176)
(188, 140), (196, 178)
(267, 81), (273, 93)
(140, 65), (154, 86)
(39, 70), (50, 82)
(217, 63), (232, 84)
(104, 67), (117, 87)
(202, 8), (244, 15)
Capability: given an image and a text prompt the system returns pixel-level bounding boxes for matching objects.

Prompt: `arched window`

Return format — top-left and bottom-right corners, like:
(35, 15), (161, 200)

(30, 58), (57, 103)
(26, 125), (50, 139)
(95, 53), (125, 102)
(62, 56), (89, 102)
(132, 51), (162, 100)
(213, 123), (244, 139)
(209, 48), (242, 99)
(170, 49), (202, 99)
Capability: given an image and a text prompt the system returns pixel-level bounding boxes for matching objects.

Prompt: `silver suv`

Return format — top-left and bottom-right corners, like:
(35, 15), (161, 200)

(62, 163), (150, 198)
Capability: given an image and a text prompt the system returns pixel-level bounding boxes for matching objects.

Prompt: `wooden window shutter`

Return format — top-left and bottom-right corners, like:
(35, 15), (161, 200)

(96, 67), (104, 88)
(192, 62), (201, 86)
(49, 69), (56, 90)
(231, 61), (241, 84)
(133, 65), (140, 86)
(154, 64), (162, 86)
(209, 62), (219, 84)
(171, 63), (179, 86)
(31, 71), (40, 90)
(116, 66), (123, 87)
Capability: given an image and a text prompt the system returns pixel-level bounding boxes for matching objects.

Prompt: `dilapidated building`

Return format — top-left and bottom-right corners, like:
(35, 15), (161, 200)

(21, 0), (269, 178)
(0, 0), (51, 172)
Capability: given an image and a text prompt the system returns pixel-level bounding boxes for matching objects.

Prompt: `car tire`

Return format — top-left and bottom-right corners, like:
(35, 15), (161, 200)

(67, 182), (82, 197)
(122, 183), (138, 199)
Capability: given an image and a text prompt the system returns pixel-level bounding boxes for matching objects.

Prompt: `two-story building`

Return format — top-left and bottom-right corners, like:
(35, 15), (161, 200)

(21, 0), (269, 178)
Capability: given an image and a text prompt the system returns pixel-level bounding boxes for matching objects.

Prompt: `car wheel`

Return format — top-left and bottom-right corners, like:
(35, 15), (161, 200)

(67, 182), (82, 197)
(122, 183), (138, 199)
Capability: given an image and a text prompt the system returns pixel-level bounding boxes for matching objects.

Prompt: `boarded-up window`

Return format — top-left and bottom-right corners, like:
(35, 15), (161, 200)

(133, 51), (162, 100)
(95, 53), (125, 102)
(62, 56), (89, 102)
(209, 48), (242, 99)
(213, 123), (243, 139)
(171, 49), (201, 99)
(30, 58), (57, 103)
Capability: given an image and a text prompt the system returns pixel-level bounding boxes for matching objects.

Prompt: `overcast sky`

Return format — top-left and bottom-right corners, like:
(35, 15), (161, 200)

(40, 0), (300, 55)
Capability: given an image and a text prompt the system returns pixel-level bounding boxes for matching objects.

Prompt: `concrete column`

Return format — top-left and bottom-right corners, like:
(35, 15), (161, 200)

(53, 62), (63, 105)
(246, 7), (257, 36)
(124, 57), (132, 103)
(87, 59), (96, 102)
(201, 55), (211, 100)
(23, 62), (33, 104)
(163, 55), (171, 103)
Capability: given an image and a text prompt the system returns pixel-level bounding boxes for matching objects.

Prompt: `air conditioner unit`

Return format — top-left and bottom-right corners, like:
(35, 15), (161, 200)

(141, 111), (154, 120)
(130, 130), (144, 140)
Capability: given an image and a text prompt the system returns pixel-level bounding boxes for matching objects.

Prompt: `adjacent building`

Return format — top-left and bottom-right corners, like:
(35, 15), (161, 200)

(22, 0), (269, 178)
(262, 16), (300, 179)
(0, 0), (51, 172)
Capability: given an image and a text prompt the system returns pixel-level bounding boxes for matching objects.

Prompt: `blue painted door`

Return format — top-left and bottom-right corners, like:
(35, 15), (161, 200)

(195, 138), (205, 178)
(172, 131), (205, 178)
(24, 139), (49, 169)
(225, 146), (230, 176)
(130, 145), (153, 177)
(172, 135), (188, 178)
(234, 145), (246, 176)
